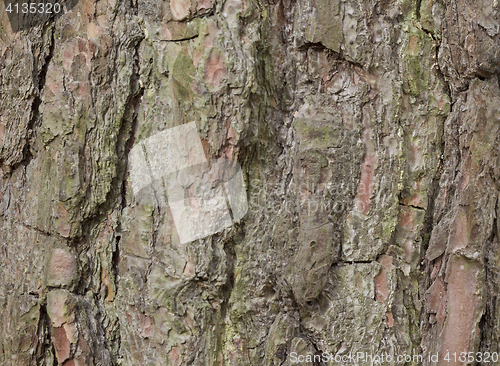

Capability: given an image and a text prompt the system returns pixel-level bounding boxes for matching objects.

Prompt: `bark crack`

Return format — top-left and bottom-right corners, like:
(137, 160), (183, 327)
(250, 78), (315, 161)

(8, 24), (55, 173)
(399, 202), (425, 211)
(156, 34), (199, 43)
(478, 196), (499, 352)
(32, 303), (53, 366)
(10, 218), (71, 241)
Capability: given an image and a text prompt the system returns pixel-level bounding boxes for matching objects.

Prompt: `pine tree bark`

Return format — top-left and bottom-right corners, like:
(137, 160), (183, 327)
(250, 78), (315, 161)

(0, 0), (499, 365)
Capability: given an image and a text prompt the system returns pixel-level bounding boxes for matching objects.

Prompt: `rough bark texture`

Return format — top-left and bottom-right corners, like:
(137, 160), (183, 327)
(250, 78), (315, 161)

(0, 0), (499, 365)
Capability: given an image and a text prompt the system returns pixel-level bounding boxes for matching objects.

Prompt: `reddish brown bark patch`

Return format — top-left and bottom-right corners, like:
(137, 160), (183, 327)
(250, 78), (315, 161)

(386, 311), (394, 327)
(440, 257), (481, 365)
(62, 359), (75, 366)
(47, 248), (77, 288)
(204, 51), (226, 89)
(167, 346), (182, 366)
(170, 0), (191, 21)
(374, 274), (388, 301)
(140, 315), (155, 338)
(356, 128), (376, 214)
(375, 255), (393, 302)
(52, 326), (71, 363)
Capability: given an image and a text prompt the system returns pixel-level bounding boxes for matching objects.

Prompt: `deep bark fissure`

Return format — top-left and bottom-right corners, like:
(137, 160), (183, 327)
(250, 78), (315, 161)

(478, 197), (499, 352)
(32, 303), (52, 366)
(399, 202), (425, 211)
(27, 25), (55, 154)
(216, 237), (236, 363)
(120, 84), (144, 210)
(416, 0), (422, 20)
(160, 34), (200, 43)
(4, 24), (55, 174)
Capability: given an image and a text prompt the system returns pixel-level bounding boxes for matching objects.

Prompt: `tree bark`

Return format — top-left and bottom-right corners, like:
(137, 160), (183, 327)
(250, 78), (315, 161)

(0, 0), (499, 365)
